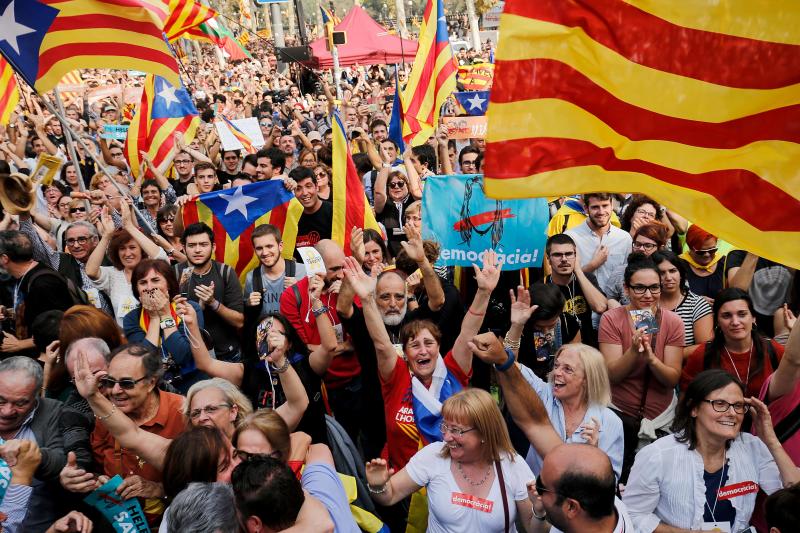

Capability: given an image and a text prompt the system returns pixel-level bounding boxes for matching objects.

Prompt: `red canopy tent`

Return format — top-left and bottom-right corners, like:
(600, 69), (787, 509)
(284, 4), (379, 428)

(304, 6), (418, 68)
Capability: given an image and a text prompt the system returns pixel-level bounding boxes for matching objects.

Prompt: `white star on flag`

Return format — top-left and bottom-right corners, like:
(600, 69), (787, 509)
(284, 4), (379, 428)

(221, 186), (258, 218)
(157, 83), (179, 109)
(0, 0), (36, 55)
(465, 93), (486, 111)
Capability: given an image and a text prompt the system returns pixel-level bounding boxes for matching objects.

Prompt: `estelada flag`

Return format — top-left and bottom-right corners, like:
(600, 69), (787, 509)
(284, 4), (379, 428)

(331, 111), (381, 252)
(483, 0), (800, 269)
(164, 0), (215, 41)
(0, 0), (180, 93)
(0, 57), (19, 125)
(181, 181), (303, 282)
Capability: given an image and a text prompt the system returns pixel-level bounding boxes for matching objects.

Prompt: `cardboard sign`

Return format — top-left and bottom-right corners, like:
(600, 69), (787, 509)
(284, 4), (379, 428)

(215, 117), (266, 151)
(297, 246), (326, 276)
(101, 124), (130, 141)
(84, 475), (150, 532)
(31, 154), (64, 187)
(442, 116), (487, 139)
(0, 438), (11, 506)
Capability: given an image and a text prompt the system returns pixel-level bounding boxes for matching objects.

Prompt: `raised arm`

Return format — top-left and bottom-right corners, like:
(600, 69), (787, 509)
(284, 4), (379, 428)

(728, 251), (758, 291)
(85, 208), (115, 280)
(400, 224), (444, 311)
(768, 309), (800, 400)
(178, 298), (244, 386)
(73, 352), (170, 471)
(307, 274), (339, 376)
(504, 286), (538, 358)
(436, 128), (453, 175)
(119, 199), (162, 258)
(342, 256), (397, 381)
(749, 397), (800, 487)
(468, 333), (563, 458)
(258, 324), (309, 432)
(574, 249), (608, 313)
(451, 250), (502, 374)
(372, 161), (391, 214)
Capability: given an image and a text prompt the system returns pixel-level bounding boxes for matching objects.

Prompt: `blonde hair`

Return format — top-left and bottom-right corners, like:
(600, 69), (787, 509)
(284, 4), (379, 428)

(183, 378), (253, 427)
(405, 200), (421, 217)
(232, 410), (291, 462)
(548, 344), (612, 406)
(440, 388), (516, 463)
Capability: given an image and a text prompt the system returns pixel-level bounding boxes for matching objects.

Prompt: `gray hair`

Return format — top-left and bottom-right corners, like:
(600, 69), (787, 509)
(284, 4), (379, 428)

(183, 377), (253, 426)
(0, 356), (43, 392)
(65, 220), (99, 239)
(167, 482), (237, 533)
(64, 337), (111, 368)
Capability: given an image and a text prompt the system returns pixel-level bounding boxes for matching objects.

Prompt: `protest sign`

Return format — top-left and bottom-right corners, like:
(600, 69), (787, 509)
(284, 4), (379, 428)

(297, 247), (326, 276)
(31, 154), (64, 187)
(422, 175), (548, 269)
(84, 475), (150, 533)
(102, 124), (130, 141)
(215, 117), (265, 151)
(0, 438), (11, 506)
(442, 116), (487, 139)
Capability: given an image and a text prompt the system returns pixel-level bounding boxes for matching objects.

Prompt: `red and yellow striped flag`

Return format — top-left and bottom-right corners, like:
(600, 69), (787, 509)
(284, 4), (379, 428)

(331, 112), (381, 252)
(0, 57), (19, 125)
(400, 0), (457, 146)
(165, 0), (215, 41)
(219, 116), (256, 154)
(483, 0), (800, 269)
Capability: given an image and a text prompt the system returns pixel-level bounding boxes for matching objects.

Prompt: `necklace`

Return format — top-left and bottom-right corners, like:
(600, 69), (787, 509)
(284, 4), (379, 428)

(723, 343), (753, 388)
(457, 461), (492, 487)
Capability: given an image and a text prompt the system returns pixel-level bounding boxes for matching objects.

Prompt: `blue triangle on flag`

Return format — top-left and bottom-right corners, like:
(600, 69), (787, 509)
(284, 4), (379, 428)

(199, 181), (293, 240)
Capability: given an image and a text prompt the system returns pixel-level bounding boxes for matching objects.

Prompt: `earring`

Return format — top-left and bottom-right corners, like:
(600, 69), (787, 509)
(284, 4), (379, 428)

(481, 439), (485, 443)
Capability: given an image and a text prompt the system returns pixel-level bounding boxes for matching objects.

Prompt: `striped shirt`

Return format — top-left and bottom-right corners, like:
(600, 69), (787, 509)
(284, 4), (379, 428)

(672, 291), (712, 346)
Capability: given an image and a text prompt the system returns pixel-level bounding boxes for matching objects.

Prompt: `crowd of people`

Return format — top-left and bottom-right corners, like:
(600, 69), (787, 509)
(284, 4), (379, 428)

(0, 25), (798, 533)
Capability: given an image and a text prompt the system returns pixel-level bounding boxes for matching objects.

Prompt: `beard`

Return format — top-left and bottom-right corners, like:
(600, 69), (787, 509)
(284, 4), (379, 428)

(382, 304), (407, 327)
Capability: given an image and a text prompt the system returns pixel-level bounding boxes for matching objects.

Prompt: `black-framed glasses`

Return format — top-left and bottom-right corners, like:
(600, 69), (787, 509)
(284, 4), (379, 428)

(99, 375), (148, 390)
(440, 422), (475, 437)
(461, 159), (478, 167)
(66, 236), (93, 246)
(233, 449), (282, 462)
(174, 159), (192, 165)
(388, 181), (406, 189)
(628, 284), (661, 295)
(549, 251), (575, 260)
(703, 399), (750, 414)
(632, 241), (658, 251)
(69, 207), (87, 214)
(634, 208), (657, 219)
(692, 247), (718, 257)
(189, 403), (230, 420)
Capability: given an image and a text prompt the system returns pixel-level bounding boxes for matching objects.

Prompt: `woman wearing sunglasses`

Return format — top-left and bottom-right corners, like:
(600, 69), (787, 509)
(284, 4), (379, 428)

(681, 288), (783, 399)
(680, 225), (727, 304)
(624, 369), (799, 532)
(374, 162), (422, 256)
(599, 256), (684, 485)
(366, 388), (542, 533)
(153, 204), (186, 265)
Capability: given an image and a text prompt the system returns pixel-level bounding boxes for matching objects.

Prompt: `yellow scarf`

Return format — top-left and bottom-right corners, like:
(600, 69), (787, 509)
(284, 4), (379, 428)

(680, 251), (722, 272)
(138, 302), (182, 345)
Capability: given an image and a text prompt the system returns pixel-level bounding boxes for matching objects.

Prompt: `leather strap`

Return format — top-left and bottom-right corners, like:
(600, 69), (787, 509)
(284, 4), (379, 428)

(496, 460), (509, 533)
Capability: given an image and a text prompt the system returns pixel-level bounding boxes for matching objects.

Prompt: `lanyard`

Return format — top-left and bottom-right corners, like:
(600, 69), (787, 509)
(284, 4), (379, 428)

(704, 453), (727, 522)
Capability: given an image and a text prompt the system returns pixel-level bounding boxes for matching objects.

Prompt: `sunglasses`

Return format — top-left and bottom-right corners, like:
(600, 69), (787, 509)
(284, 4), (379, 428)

(388, 181), (406, 189)
(160, 216), (175, 223)
(69, 207), (86, 214)
(232, 449), (282, 462)
(692, 247), (718, 256)
(98, 375), (148, 390)
(260, 122), (273, 128)
(535, 475), (557, 496)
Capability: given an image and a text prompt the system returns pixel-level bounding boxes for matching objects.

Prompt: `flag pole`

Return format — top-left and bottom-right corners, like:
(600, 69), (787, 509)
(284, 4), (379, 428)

(52, 87), (88, 194)
(37, 95), (157, 235)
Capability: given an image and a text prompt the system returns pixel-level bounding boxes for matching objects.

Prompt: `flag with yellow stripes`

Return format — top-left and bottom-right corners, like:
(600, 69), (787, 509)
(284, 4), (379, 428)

(0, 57), (19, 125)
(483, 0), (800, 269)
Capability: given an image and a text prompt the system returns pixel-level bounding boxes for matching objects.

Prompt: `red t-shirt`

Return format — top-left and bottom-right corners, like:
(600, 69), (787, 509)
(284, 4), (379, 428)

(279, 276), (361, 389)
(380, 351), (470, 471)
(681, 340), (783, 398)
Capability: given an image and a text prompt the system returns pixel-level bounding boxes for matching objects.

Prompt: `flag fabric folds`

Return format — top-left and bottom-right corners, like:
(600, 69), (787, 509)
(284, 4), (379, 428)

(0, 0), (181, 93)
(164, 0), (215, 41)
(456, 63), (494, 91)
(181, 181), (303, 282)
(453, 91), (489, 116)
(219, 116), (256, 154)
(400, 0), (457, 146)
(185, 18), (251, 60)
(124, 74), (199, 179)
(0, 56), (19, 125)
(387, 71), (406, 153)
(483, 0), (800, 269)
(331, 111), (382, 253)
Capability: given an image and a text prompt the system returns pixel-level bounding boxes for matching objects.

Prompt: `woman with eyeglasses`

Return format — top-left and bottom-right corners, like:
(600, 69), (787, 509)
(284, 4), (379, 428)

(314, 163), (332, 202)
(624, 369), (799, 532)
(365, 388), (541, 533)
(681, 288), (783, 399)
(649, 250), (714, 359)
(605, 222), (670, 307)
(680, 224), (727, 304)
(599, 256), (685, 484)
(299, 148), (317, 169)
(374, 159), (422, 256)
(619, 195), (671, 238)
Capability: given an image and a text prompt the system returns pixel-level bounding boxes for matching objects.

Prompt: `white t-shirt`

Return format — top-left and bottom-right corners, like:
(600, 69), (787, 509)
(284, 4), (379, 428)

(405, 441), (534, 533)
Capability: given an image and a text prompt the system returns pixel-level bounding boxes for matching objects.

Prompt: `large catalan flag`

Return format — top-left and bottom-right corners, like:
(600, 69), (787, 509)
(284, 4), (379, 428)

(181, 181), (303, 282)
(483, 0), (800, 270)
(124, 74), (199, 178)
(0, 56), (19, 125)
(164, 0), (215, 41)
(400, 0), (457, 146)
(331, 111), (381, 253)
(0, 0), (180, 93)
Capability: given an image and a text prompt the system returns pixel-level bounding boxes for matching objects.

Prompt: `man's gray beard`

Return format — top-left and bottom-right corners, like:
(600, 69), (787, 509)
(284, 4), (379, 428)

(382, 305), (407, 327)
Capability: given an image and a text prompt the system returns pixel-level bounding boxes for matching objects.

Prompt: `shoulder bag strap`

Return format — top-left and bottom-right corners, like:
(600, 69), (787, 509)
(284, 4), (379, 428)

(774, 402), (800, 443)
(495, 460), (509, 533)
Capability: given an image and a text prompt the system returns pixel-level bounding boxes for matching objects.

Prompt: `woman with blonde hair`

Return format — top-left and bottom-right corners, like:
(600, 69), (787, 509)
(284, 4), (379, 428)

(365, 388), (538, 533)
(184, 377), (253, 439)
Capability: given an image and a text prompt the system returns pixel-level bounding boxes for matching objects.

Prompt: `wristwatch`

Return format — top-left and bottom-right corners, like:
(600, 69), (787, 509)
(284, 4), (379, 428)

(159, 317), (176, 330)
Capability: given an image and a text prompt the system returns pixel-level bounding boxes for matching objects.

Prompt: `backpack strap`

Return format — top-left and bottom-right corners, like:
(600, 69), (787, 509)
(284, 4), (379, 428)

(774, 401), (800, 443)
(252, 264), (264, 295)
(765, 339), (779, 372)
(284, 258), (296, 278)
(292, 283), (302, 312)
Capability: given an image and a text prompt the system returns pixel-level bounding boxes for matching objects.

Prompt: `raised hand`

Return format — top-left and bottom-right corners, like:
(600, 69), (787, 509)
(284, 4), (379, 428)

(473, 249), (503, 292)
(509, 285), (537, 326)
(350, 227), (365, 264)
(399, 223), (425, 264)
(341, 255), (376, 299)
(467, 332), (508, 366)
(748, 397), (780, 448)
(579, 417), (601, 447)
(97, 207), (115, 237)
(308, 273), (324, 300)
(74, 351), (105, 399)
(365, 458), (392, 489)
